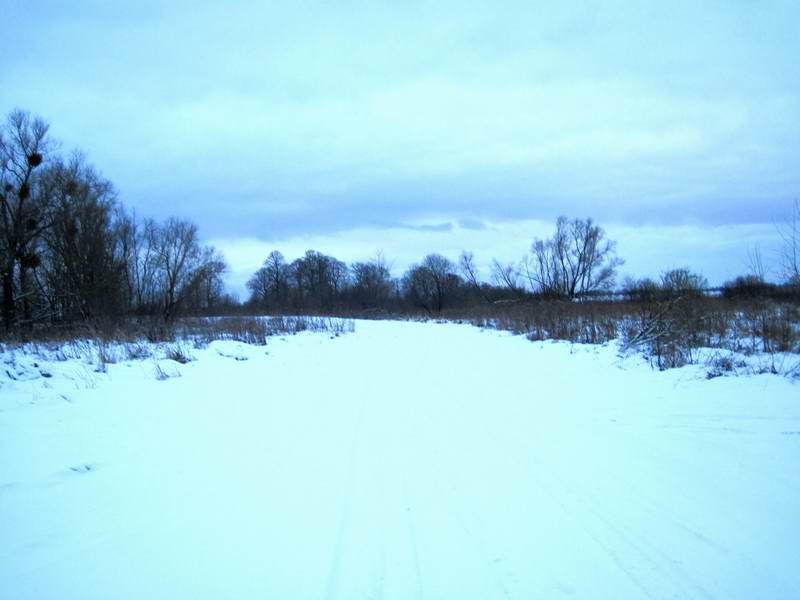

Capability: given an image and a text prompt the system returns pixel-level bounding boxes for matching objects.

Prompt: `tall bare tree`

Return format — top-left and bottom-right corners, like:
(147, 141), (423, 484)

(491, 258), (525, 298)
(156, 217), (201, 321)
(525, 216), (622, 299)
(660, 267), (708, 297)
(458, 251), (493, 303)
(40, 153), (123, 320)
(183, 246), (228, 312)
(352, 251), (394, 309)
(403, 253), (461, 313)
(247, 261), (271, 308)
(778, 199), (799, 285)
(0, 110), (52, 329)
(247, 250), (289, 310)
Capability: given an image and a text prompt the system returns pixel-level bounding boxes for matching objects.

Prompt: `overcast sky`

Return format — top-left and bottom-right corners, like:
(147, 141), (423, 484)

(3, 1), (799, 295)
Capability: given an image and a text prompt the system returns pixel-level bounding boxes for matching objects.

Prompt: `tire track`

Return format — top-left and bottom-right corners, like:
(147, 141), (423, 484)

(366, 405), (389, 600)
(401, 465), (425, 599)
(510, 440), (719, 600)
(403, 389), (516, 600)
(525, 462), (660, 599)
(323, 396), (367, 600)
(476, 405), (732, 599)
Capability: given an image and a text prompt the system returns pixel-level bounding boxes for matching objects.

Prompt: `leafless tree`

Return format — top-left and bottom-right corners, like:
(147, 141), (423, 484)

(491, 258), (525, 298)
(40, 153), (124, 320)
(0, 109), (236, 329)
(264, 250), (289, 306)
(247, 250), (289, 310)
(403, 253), (461, 313)
(621, 276), (661, 302)
(282, 250), (351, 312)
(458, 251), (480, 288)
(247, 262), (271, 307)
(660, 267), (708, 297)
(135, 217), (163, 312)
(746, 244), (767, 281)
(113, 208), (138, 309)
(525, 216), (622, 299)
(351, 251), (394, 309)
(156, 217), (201, 321)
(328, 257), (350, 302)
(183, 246), (228, 312)
(458, 251), (493, 303)
(0, 110), (53, 329)
(778, 199), (799, 285)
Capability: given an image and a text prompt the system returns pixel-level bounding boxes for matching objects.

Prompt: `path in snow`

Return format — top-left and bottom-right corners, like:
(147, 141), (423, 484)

(1, 321), (799, 599)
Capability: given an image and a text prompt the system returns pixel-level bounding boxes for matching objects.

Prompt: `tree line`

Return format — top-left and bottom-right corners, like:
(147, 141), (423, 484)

(245, 215), (799, 316)
(0, 109), (231, 333)
(244, 215), (650, 314)
(3, 108), (797, 335)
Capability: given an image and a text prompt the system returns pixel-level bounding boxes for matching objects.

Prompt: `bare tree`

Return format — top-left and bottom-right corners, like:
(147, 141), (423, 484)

(746, 244), (767, 281)
(458, 251), (479, 288)
(156, 217), (201, 321)
(113, 209), (164, 314)
(288, 257), (306, 309)
(0, 110), (52, 329)
(40, 153), (124, 320)
(247, 250), (289, 310)
(458, 251), (493, 303)
(526, 216), (622, 299)
(327, 257), (350, 306)
(183, 246), (226, 310)
(264, 250), (289, 307)
(0, 109), (236, 328)
(402, 264), (437, 314)
(351, 251), (394, 309)
(778, 199), (799, 285)
(660, 267), (708, 297)
(247, 264), (271, 307)
(402, 253), (461, 313)
(491, 258), (525, 298)
(621, 276), (661, 302)
(113, 208), (138, 310)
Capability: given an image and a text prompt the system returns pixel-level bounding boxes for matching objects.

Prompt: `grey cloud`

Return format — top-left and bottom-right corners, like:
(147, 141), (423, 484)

(391, 222), (454, 233)
(2, 0), (799, 251)
(458, 218), (488, 231)
(126, 161), (796, 243)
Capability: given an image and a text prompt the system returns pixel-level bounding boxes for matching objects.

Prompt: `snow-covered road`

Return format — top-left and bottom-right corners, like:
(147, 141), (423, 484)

(2, 321), (799, 599)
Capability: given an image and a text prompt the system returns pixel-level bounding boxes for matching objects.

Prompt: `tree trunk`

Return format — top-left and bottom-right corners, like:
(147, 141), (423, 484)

(19, 264), (32, 329)
(2, 267), (15, 331)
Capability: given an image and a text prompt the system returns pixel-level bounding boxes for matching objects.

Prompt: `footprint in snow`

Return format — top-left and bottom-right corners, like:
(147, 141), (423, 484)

(69, 464), (95, 474)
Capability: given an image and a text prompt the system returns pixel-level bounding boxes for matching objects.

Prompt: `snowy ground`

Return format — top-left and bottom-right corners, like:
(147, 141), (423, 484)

(1, 320), (799, 599)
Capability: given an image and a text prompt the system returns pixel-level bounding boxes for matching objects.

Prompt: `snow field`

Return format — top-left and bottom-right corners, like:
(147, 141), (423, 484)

(1, 320), (799, 599)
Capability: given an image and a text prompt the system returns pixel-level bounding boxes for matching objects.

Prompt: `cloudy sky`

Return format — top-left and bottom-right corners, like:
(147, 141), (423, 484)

(3, 1), (799, 295)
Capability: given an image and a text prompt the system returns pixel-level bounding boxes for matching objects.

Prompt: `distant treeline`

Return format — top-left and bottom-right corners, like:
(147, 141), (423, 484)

(243, 209), (799, 316)
(242, 249), (800, 317)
